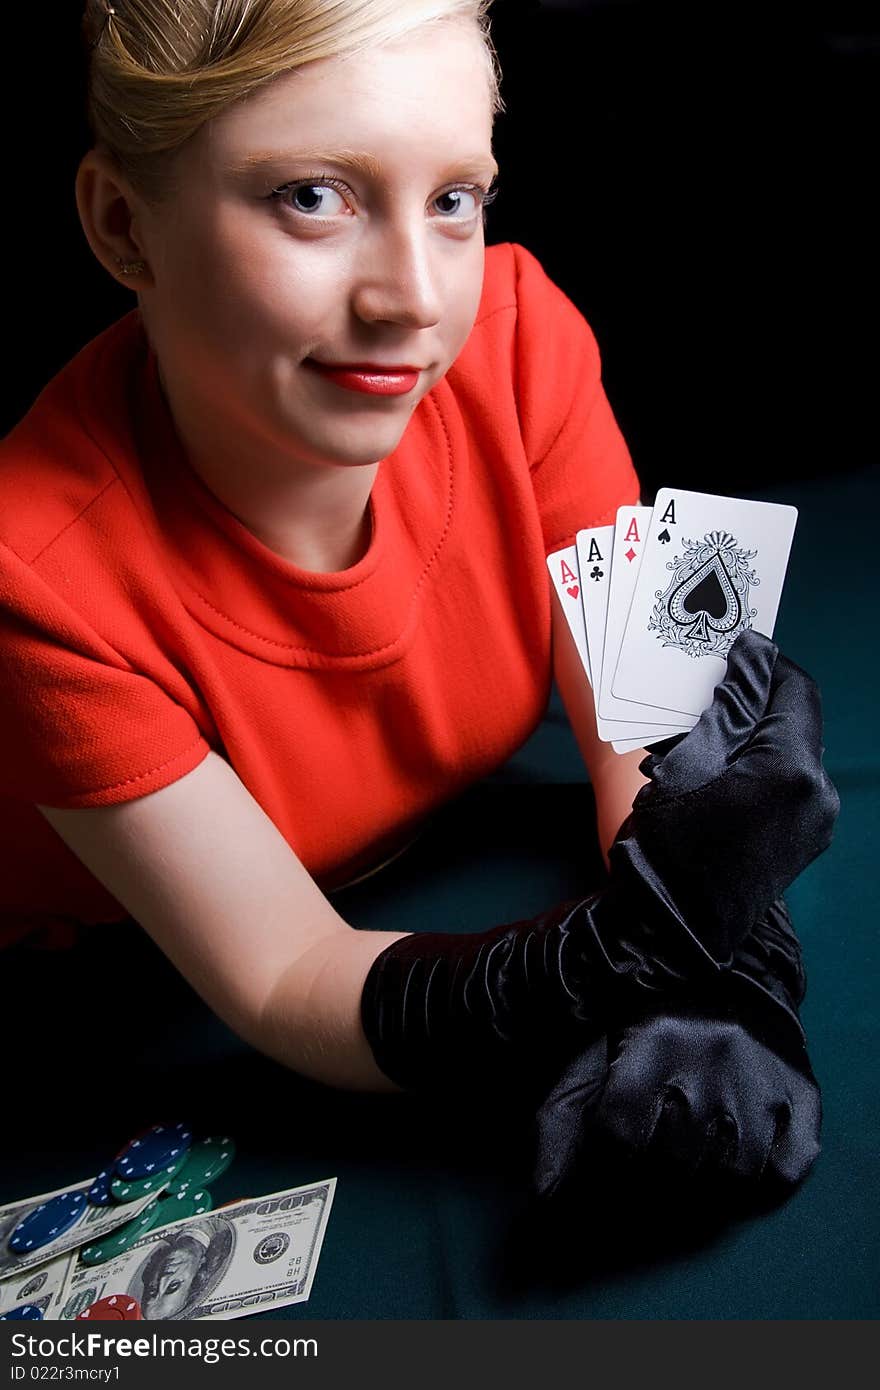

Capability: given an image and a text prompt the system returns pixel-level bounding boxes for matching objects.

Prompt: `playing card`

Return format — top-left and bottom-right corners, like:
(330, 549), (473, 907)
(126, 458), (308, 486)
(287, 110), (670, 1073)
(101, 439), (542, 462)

(575, 524), (611, 698)
(594, 506), (697, 736)
(613, 731), (672, 753)
(611, 488), (798, 718)
(547, 543), (591, 685)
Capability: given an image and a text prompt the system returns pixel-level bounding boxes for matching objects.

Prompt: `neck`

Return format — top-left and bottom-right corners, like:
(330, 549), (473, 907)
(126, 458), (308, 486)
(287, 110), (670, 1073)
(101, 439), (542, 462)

(157, 363), (379, 574)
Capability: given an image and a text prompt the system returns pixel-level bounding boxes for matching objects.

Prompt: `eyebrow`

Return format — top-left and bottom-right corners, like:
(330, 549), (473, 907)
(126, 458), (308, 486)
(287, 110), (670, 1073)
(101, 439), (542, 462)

(229, 147), (499, 181)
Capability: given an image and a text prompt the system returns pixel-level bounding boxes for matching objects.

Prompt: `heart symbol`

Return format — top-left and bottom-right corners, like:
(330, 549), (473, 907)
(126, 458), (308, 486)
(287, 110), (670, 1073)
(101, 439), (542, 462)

(567, 585), (580, 599)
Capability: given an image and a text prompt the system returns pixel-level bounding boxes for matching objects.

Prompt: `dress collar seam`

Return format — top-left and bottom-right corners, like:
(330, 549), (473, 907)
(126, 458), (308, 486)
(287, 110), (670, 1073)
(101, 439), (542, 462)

(157, 386), (456, 662)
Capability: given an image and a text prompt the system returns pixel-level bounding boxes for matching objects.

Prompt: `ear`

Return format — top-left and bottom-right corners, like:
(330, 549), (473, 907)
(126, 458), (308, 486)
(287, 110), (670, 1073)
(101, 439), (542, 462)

(74, 145), (154, 288)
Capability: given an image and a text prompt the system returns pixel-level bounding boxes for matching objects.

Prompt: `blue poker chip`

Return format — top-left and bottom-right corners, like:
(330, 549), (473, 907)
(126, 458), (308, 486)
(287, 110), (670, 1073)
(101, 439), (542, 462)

(87, 1169), (114, 1207)
(1, 1304), (44, 1320)
(8, 1190), (87, 1254)
(115, 1123), (192, 1181)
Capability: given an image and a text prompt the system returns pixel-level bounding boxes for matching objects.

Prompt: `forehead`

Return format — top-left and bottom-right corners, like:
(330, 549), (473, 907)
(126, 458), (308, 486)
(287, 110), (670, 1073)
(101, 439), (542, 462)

(200, 23), (494, 166)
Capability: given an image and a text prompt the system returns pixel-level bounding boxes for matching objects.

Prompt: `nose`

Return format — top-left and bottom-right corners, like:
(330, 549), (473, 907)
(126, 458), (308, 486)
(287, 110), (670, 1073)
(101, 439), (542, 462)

(350, 218), (443, 330)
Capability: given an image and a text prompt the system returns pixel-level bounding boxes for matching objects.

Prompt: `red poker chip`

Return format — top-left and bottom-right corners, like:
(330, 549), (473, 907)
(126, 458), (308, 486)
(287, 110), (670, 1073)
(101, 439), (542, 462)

(77, 1294), (142, 1321)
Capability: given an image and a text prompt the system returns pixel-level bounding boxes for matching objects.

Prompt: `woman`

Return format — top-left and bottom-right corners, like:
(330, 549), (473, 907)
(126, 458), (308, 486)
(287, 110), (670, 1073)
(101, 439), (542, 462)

(0, 1), (838, 1197)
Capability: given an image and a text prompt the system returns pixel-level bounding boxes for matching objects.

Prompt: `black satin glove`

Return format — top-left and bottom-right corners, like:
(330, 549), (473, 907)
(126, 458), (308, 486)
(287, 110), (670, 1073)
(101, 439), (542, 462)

(612, 628), (840, 961)
(361, 632), (837, 1096)
(533, 899), (821, 1200)
(360, 886), (716, 1097)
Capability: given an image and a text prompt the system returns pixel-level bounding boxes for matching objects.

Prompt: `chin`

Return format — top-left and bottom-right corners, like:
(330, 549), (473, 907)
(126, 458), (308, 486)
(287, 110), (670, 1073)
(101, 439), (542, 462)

(302, 421), (412, 467)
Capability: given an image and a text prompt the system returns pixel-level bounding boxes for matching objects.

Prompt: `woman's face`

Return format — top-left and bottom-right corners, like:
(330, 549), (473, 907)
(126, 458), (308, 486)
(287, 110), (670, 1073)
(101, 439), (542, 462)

(132, 21), (498, 474)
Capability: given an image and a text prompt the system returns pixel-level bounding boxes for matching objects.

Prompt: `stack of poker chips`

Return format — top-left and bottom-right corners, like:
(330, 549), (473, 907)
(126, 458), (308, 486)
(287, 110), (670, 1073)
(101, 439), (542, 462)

(79, 1124), (237, 1266)
(2, 1124), (236, 1320)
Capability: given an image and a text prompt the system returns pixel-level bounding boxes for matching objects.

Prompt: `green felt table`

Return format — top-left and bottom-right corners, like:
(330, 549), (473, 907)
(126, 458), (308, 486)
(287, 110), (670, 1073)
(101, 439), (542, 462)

(3, 465), (877, 1319)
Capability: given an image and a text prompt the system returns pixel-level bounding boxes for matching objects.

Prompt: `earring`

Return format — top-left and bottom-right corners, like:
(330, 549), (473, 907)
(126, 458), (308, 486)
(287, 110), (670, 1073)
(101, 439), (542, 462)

(115, 255), (147, 277)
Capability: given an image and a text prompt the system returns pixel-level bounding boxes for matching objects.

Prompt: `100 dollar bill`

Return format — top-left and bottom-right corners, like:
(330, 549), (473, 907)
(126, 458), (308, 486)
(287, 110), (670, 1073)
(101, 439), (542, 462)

(55, 1180), (337, 1320)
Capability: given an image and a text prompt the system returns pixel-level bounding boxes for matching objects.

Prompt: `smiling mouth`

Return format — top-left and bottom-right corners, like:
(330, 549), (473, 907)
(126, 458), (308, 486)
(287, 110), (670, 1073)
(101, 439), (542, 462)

(303, 359), (423, 397)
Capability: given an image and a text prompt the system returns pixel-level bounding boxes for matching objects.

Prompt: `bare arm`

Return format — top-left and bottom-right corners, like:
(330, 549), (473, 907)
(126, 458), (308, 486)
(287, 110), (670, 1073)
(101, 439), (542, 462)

(37, 560), (643, 1095)
(38, 751), (409, 1092)
(549, 570), (650, 869)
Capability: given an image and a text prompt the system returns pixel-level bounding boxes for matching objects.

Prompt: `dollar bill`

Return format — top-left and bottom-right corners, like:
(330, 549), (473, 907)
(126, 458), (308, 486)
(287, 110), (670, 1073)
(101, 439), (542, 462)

(0, 1179), (166, 1281)
(56, 1179), (337, 1320)
(0, 1251), (72, 1319)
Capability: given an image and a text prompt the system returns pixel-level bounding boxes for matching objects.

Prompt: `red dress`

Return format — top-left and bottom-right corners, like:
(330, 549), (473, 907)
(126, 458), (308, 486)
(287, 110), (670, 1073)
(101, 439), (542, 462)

(0, 242), (640, 946)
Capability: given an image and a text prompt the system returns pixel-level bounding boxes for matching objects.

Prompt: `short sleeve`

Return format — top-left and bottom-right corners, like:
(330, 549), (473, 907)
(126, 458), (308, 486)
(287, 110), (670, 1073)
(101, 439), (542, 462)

(0, 541), (211, 809)
(511, 243), (642, 553)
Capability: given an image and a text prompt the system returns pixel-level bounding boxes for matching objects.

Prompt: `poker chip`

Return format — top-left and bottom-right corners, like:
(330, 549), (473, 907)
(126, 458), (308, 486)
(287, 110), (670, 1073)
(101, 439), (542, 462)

(8, 1190), (88, 1254)
(115, 1123), (192, 1181)
(77, 1295), (142, 1321)
(166, 1137), (235, 1195)
(79, 1197), (164, 1267)
(110, 1145), (189, 1203)
(87, 1169), (114, 1207)
(152, 1188), (213, 1228)
(1, 1304), (44, 1320)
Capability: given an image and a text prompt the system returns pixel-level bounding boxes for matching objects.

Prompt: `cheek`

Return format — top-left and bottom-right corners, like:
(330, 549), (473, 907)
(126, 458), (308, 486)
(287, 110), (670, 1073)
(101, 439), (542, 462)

(444, 252), (486, 348)
(161, 205), (326, 342)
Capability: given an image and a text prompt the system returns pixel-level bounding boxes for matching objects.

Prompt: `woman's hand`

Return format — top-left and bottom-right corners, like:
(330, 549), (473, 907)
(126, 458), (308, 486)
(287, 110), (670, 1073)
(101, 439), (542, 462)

(607, 629), (840, 961)
(534, 1010), (821, 1201)
(533, 898), (821, 1203)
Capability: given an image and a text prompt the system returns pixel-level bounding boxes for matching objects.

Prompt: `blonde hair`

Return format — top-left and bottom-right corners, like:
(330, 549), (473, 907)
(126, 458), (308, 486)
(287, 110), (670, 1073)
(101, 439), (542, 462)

(81, 0), (504, 204)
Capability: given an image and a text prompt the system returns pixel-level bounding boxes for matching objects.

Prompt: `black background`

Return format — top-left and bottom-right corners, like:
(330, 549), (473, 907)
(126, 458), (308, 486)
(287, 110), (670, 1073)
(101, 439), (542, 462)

(3, 0), (876, 497)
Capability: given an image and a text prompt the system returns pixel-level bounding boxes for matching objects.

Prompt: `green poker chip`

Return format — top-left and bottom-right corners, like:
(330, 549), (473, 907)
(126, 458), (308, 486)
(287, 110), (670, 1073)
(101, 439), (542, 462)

(79, 1199), (164, 1267)
(152, 1188), (213, 1229)
(166, 1137), (235, 1195)
(110, 1146), (189, 1203)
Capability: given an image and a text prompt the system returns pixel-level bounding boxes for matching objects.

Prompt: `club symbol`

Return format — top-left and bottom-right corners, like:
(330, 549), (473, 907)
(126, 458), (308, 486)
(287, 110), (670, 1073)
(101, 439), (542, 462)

(590, 566), (604, 581)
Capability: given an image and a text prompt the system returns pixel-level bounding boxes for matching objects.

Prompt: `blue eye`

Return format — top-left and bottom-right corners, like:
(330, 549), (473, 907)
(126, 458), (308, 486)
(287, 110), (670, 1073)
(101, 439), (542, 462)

(435, 179), (499, 220)
(436, 189), (477, 217)
(269, 179), (349, 216)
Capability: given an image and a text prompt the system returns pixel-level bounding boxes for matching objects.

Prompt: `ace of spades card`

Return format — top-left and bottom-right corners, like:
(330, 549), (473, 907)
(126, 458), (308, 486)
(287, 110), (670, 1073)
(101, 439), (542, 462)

(610, 488), (798, 720)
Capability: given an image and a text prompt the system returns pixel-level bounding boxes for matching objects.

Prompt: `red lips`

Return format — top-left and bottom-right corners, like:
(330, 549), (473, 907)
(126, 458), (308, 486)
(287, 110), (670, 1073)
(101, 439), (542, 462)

(304, 360), (422, 397)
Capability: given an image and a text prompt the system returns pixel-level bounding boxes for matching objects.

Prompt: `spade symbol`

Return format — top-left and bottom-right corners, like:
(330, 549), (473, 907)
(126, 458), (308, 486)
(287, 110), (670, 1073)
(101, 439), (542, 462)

(658, 528), (671, 545)
(683, 571), (729, 620)
(668, 552), (741, 640)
